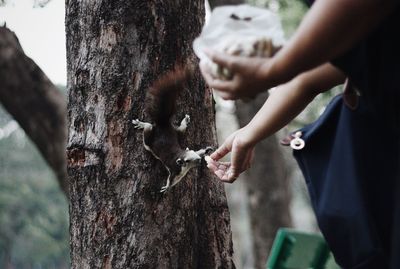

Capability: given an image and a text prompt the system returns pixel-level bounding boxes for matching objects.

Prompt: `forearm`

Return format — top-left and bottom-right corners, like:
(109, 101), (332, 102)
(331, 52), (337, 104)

(244, 63), (345, 144)
(267, 0), (396, 84)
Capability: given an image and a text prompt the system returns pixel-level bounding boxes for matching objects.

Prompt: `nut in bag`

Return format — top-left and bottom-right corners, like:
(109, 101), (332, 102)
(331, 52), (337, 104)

(193, 4), (285, 80)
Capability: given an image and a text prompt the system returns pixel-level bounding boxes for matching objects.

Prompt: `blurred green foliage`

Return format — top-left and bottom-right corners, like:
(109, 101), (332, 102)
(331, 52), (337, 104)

(0, 101), (69, 268)
(247, 0), (308, 37)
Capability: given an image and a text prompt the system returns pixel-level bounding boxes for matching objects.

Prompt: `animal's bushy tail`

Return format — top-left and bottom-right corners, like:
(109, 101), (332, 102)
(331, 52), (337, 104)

(146, 66), (193, 126)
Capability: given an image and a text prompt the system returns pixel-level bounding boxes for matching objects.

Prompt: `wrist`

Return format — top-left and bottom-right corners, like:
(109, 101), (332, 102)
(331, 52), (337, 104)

(239, 126), (261, 148)
(262, 50), (298, 88)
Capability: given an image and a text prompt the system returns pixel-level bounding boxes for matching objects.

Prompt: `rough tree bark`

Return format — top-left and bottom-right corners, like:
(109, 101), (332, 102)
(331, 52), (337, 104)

(207, 1), (292, 268)
(66, 1), (234, 268)
(0, 27), (68, 197)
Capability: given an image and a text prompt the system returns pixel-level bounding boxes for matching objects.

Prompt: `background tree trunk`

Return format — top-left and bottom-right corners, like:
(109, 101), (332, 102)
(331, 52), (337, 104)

(0, 26), (68, 197)
(66, 1), (234, 268)
(236, 94), (292, 269)
(207, 1), (292, 268)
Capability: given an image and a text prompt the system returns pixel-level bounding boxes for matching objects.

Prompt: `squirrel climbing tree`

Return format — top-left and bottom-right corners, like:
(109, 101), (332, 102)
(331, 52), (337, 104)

(66, 1), (234, 268)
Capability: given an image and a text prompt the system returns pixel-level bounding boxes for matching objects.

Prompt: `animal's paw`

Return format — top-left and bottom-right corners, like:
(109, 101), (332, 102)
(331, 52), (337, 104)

(176, 114), (191, 132)
(184, 114), (190, 124)
(132, 119), (141, 129)
(160, 185), (169, 193)
(133, 120), (153, 131)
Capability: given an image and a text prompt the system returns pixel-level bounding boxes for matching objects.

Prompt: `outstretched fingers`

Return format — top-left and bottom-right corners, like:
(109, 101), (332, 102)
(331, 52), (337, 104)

(210, 142), (231, 161)
(207, 142), (254, 183)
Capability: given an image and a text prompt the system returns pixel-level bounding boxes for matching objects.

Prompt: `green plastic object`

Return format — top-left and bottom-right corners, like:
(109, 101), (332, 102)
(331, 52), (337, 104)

(266, 228), (341, 269)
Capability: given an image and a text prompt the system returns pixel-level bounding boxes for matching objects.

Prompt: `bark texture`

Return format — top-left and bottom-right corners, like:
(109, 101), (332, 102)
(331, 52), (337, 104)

(236, 94), (292, 269)
(0, 27), (68, 196)
(66, 1), (234, 268)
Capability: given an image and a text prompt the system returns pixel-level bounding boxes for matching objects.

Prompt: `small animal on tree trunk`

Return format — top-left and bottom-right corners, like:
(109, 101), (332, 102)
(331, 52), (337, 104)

(132, 67), (213, 192)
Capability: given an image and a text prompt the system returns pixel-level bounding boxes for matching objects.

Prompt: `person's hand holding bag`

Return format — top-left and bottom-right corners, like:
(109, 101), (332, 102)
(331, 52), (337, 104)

(200, 50), (277, 100)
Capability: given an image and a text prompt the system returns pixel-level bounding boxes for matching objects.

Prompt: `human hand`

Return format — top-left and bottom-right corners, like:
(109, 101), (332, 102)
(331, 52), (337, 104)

(200, 50), (274, 100)
(205, 128), (255, 183)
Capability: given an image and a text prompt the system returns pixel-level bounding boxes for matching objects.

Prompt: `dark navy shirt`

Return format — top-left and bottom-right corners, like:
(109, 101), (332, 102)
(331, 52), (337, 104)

(296, 2), (400, 268)
(332, 7), (400, 134)
(304, 1), (400, 133)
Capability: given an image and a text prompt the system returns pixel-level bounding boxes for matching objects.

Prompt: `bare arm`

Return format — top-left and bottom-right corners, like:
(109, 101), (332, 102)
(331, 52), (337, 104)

(243, 63), (345, 144)
(204, 0), (397, 99)
(269, 0), (397, 83)
(207, 63), (345, 182)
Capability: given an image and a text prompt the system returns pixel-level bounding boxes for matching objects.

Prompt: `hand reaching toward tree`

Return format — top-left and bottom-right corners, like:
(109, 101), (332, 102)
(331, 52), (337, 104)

(204, 63), (345, 183)
(205, 128), (255, 182)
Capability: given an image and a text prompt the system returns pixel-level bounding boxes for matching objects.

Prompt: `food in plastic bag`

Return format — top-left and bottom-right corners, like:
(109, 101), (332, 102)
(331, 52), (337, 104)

(193, 4), (285, 80)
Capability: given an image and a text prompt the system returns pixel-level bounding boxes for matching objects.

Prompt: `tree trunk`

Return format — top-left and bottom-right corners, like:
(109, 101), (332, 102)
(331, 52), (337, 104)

(236, 94), (292, 269)
(66, 1), (234, 268)
(0, 27), (68, 197)
(207, 1), (293, 267)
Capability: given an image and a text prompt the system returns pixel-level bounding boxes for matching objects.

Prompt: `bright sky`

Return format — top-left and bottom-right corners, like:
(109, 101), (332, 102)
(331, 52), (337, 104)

(0, 0), (66, 85)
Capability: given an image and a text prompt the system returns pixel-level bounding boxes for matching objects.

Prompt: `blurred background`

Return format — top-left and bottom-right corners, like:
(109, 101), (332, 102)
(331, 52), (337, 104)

(0, 0), (339, 268)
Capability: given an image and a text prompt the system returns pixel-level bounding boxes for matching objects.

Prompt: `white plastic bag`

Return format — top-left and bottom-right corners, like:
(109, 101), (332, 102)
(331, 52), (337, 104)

(193, 4), (285, 80)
